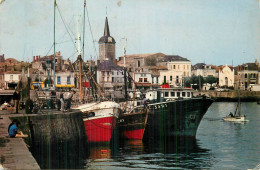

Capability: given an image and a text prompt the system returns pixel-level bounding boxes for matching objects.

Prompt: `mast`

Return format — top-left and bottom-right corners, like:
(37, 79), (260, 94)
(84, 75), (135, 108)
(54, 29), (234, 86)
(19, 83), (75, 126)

(133, 71), (135, 113)
(53, 0), (56, 90)
(238, 87), (241, 116)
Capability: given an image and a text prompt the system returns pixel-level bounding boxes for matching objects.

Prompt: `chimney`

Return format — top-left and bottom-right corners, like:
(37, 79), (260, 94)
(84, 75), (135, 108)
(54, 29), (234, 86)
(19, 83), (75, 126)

(33, 56), (35, 62)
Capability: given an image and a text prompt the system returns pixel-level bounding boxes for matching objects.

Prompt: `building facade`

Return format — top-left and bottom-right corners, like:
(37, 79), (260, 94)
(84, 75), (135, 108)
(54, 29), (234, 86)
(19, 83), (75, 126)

(4, 71), (21, 89)
(236, 60), (260, 90)
(159, 55), (191, 86)
(219, 65), (234, 87)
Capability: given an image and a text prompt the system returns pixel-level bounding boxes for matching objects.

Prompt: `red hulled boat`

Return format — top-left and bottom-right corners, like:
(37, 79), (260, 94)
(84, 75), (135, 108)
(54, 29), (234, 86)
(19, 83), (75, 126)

(74, 101), (121, 142)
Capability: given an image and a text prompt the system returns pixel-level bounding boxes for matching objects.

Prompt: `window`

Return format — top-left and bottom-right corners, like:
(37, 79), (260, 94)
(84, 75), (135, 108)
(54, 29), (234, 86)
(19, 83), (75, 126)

(156, 77), (158, 84)
(182, 92), (186, 97)
(170, 76), (172, 81)
(112, 77), (114, 82)
(178, 65), (180, 69)
(10, 75), (13, 80)
(187, 65), (189, 69)
(245, 74), (247, 78)
(122, 72), (124, 75)
(187, 92), (190, 97)
(184, 65), (185, 69)
(112, 72), (114, 75)
(57, 76), (61, 84)
(117, 72), (119, 75)
(177, 92), (180, 97)
(174, 65), (176, 69)
(164, 76), (166, 84)
(144, 78), (148, 82)
(176, 76), (179, 83)
(67, 76), (71, 84)
(138, 60), (141, 67)
(139, 78), (143, 82)
(165, 92), (169, 97)
(171, 92), (175, 97)
(107, 71), (109, 75)
(184, 72), (186, 76)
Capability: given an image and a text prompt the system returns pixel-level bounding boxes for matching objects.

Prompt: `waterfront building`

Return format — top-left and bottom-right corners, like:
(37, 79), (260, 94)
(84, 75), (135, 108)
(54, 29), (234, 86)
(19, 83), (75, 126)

(236, 60), (260, 90)
(55, 71), (75, 89)
(192, 63), (218, 77)
(31, 52), (71, 88)
(117, 53), (165, 69)
(96, 60), (124, 98)
(4, 71), (21, 89)
(159, 55), (191, 86)
(218, 65), (235, 87)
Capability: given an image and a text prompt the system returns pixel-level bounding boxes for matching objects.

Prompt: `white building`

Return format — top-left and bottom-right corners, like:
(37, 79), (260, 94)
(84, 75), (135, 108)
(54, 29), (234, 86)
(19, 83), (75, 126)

(55, 71), (75, 89)
(219, 65), (234, 87)
(192, 63), (218, 77)
(4, 71), (21, 89)
(159, 55), (191, 86)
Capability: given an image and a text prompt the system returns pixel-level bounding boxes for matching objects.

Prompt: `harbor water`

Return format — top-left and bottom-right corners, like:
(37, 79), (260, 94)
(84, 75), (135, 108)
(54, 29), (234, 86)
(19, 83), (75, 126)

(33, 102), (260, 169)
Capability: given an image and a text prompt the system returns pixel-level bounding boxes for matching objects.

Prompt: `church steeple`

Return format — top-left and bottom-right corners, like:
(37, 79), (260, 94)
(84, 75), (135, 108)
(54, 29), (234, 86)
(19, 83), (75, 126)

(98, 16), (116, 63)
(104, 17), (110, 36)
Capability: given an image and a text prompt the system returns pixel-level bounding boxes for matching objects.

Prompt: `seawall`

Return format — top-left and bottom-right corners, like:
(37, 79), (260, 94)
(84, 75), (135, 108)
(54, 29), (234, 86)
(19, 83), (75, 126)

(1, 110), (88, 169)
(194, 91), (260, 101)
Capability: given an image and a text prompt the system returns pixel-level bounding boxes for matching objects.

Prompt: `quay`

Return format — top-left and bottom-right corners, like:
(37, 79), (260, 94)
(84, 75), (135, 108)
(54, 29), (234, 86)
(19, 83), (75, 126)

(0, 110), (40, 169)
(0, 109), (87, 169)
(194, 90), (260, 101)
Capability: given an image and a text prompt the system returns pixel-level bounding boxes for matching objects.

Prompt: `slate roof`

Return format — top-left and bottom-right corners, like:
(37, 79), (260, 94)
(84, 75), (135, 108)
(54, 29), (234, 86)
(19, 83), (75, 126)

(192, 63), (206, 70)
(160, 55), (190, 62)
(98, 17), (116, 44)
(98, 60), (123, 71)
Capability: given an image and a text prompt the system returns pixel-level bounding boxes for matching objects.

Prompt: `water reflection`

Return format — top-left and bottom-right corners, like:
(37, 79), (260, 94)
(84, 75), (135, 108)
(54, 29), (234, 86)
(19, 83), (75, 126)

(31, 139), (87, 169)
(86, 138), (214, 169)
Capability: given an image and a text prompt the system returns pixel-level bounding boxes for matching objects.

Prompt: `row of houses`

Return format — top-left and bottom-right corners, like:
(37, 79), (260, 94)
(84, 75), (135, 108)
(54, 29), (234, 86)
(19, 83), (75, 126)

(0, 16), (259, 93)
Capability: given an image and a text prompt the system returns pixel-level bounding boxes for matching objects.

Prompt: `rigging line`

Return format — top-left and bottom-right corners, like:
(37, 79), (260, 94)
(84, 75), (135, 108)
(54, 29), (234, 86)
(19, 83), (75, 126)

(56, 16), (75, 42)
(85, 3), (98, 60)
(82, 0), (86, 61)
(56, 4), (78, 53)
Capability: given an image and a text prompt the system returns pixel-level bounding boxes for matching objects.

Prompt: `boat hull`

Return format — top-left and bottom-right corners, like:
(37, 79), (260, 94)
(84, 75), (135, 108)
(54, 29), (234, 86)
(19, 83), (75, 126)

(117, 111), (147, 140)
(143, 98), (213, 142)
(223, 115), (246, 122)
(84, 116), (117, 142)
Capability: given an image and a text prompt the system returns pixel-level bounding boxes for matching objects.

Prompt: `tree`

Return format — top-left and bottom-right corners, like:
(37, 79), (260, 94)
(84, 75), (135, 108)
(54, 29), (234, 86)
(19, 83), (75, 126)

(205, 76), (218, 87)
(184, 77), (191, 87)
(145, 56), (157, 66)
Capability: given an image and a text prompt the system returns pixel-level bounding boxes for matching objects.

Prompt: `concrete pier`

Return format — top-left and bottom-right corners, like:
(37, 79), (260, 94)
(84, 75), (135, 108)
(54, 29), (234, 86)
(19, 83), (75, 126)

(0, 112), (40, 169)
(0, 109), (87, 169)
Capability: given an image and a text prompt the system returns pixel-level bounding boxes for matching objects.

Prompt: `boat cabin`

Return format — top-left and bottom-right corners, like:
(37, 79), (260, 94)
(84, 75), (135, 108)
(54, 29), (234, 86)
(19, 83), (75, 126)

(146, 88), (194, 102)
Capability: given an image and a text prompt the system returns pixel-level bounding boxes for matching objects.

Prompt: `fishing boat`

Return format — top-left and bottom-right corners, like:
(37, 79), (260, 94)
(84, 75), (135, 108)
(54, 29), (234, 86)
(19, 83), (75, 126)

(223, 89), (246, 122)
(73, 101), (121, 142)
(142, 87), (213, 142)
(117, 105), (148, 140)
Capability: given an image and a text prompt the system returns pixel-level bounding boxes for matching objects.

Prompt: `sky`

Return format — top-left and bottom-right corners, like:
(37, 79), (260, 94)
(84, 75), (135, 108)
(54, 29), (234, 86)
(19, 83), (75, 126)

(0, 0), (259, 66)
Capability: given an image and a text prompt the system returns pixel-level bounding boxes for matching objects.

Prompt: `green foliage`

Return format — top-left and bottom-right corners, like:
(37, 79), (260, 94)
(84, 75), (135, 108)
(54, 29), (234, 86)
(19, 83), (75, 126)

(205, 76), (218, 86)
(145, 56), (157, 66)
(189, 75), (205, 90)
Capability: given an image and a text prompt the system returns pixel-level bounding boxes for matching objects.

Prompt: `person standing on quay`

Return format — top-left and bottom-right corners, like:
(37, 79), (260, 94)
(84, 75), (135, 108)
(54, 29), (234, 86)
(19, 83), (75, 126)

(60, 91), (65, 112)
(66, 90), (73, 111)
(13, 91), (20, 113)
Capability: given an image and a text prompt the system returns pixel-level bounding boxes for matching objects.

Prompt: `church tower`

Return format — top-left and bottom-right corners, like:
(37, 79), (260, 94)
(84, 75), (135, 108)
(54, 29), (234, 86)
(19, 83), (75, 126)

(98, 17), (116, 63)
